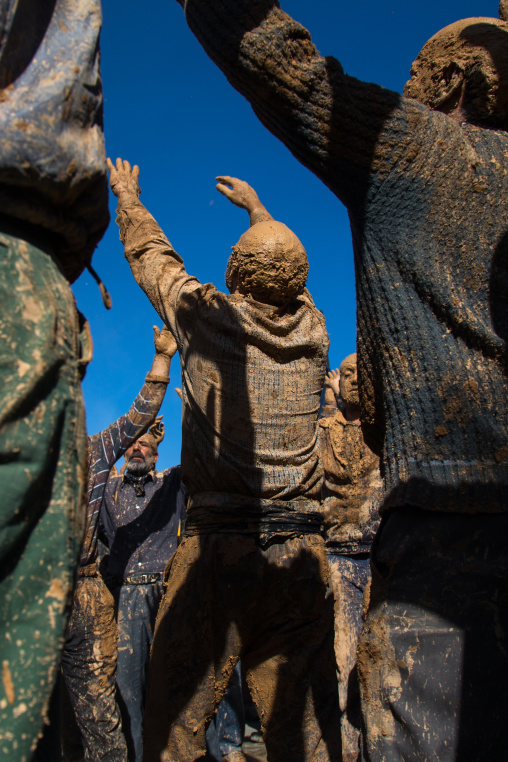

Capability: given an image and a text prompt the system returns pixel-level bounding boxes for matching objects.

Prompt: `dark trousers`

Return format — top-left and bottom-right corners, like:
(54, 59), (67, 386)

(61, 577), (127, 762)
(143, 533), (341, 762)
(216, 661), (245, 756)
(359, 507), (508, 761)
(114, 582), (163, 762)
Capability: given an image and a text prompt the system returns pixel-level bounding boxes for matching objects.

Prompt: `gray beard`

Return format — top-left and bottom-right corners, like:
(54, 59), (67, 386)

(126, 459), (151, 476)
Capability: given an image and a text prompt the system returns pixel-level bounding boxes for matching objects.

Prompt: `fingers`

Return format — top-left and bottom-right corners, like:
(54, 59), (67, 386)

(133, 165), (140, 182)
(216, 182), (233, 199)
(153, 325), (160, 340)
(106, 157), (114, 173)
(175, 388), (183, 401)
(215, 175), (235, 187)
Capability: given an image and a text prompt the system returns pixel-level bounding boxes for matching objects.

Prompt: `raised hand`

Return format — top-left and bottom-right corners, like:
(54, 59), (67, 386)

(107, 157), (141, 201)
(324, 368), (341, 397)
(148, 415), (165, 444)
(216, 175), (272, 225)
(153, 325), (178, 359)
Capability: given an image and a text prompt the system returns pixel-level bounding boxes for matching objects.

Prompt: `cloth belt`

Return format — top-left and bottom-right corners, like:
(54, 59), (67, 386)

(185, 504), (324, 544)
(106, 572), (163, 588)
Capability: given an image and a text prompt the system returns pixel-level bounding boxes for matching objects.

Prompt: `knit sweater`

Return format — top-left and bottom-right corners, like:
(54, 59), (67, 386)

(178, 0), (508, 513)
(0, 0), (108, 282)
(115, 198), (329, 511)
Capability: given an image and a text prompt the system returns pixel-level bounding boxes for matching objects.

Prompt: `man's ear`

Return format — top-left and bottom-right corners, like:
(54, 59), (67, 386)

(433, 62), (466, 112)
(154, 450), (159, 464)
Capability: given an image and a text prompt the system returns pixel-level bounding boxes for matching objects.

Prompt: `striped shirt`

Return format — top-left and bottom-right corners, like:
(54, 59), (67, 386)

(80, 381), (167, 568)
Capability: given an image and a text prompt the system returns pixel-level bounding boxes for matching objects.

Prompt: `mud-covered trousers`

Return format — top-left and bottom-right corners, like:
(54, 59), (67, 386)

(358, 506), (508, 762)
(327, 553), (370, 762)
(113, 581), (163, 762)
(61, 576), (127, 762)
(0, 229), (87, 760)
(143, 533), (341, 762)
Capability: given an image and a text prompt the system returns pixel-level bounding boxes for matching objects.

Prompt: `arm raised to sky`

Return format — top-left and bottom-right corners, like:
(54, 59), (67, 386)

(107, 157), (201, 338)
(175, 0), (415, 210)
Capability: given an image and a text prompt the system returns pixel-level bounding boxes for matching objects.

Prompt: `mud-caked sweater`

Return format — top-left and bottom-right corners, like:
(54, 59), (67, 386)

(319, 406), (382, 554)
(116, 199), (329, 514)
(177, 0), (508, 514)
(0, 0), (108, 281)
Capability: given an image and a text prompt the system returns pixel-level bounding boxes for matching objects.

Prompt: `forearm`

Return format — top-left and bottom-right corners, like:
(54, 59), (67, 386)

(147, 352), (171, 381)
(180, 0), (412, 208)
(115, 196), (200, 335)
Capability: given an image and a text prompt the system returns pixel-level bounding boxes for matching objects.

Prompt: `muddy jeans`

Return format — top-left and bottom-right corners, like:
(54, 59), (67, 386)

(358, 507), (508, 761)
(0, 230), (87, 760)
(143, 533), (341, 762)
(61, 576), (127, 762)
(113, 581), (163, 762)
(327, 553), (370, 762)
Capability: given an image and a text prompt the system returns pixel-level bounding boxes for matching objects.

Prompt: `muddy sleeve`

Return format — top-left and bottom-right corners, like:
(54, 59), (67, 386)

(115, 198), (201, 339)
(87, 381), (167, 480)
(178, 0), (431, 209)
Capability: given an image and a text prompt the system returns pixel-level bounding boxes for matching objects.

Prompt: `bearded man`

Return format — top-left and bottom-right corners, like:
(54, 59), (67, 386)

(108, 163), (340, 762)
(101, 424), (183, 762)
(170, 1), (508, 759)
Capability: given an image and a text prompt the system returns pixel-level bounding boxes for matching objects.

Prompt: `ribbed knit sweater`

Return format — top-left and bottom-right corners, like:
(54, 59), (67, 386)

(179, 0), (508, 513)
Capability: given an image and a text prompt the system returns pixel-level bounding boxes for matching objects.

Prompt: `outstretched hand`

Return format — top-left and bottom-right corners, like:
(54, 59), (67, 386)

(216, 176), (261, 212)
(153, 325), (178, 359)
(107, 157), (141, 201)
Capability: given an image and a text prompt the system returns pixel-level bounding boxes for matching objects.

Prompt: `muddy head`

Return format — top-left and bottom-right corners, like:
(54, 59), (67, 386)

(404, 10), (508, 130)
(225, 220), (308, 306)
(339, 353), (359, 408)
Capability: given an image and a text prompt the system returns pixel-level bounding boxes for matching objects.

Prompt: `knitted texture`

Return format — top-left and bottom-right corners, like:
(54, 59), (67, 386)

(116, 199), (329, 508)
(182, 0), (508, 512)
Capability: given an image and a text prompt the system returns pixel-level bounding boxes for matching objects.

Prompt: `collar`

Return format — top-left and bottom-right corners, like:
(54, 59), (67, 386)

(121, 469), (156, 496)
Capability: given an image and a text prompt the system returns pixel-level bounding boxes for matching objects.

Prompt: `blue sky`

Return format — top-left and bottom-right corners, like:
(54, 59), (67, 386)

(73, 0), (499, 470)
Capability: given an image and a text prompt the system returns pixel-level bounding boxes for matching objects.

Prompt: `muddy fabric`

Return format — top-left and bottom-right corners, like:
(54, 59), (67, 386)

(61, 577), (127, 762)
(115, 200), (328, 509)
(358, 507), (508, 761)
(0, 0), (108, 283)
(101, 466), (183, 762)
(319, 409), (382, 553)
(101, 465), (182, 579)
(177, 0), (508, 515)
(143, 534), (341, 762)
(112, 582), (163, 762)
(0, 230), (86, 761)
(81, 380), (168, 568)
(327, 554), (369, 762)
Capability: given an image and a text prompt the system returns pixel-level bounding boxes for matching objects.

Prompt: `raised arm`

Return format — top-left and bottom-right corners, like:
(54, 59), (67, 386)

(175, 0), (413, 210)
(107, 157), (201, 335)
(87, 326), (177, 478)
(216, 176), (273, 226)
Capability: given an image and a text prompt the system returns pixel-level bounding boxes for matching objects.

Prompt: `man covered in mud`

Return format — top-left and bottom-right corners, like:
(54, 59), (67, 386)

(0, 1), (109, 757)
(61, 327), (178, 762)
(320, 356), (382, 761)
(107, 161), (340, 762)
(170, 1), (508, 759)
(101, 423), (183, 762)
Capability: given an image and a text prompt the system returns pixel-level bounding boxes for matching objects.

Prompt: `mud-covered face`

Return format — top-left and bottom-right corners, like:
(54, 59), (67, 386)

(339, 354), (359, 407)
(124, 436), (158, 475)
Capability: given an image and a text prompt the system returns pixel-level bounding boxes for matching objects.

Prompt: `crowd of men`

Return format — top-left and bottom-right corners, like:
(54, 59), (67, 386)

(0, 1), (507, 761)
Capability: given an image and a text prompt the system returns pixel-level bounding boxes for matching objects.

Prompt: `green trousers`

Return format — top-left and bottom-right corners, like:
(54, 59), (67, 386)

(0, 230), (87, 761)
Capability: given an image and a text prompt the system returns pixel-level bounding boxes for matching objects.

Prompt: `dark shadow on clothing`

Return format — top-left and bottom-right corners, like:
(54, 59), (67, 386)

(106, 467), (181, 581)
(363, 501), (508, 761)
(489, 229), (508, 371)
(144, 289), (340, 760)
